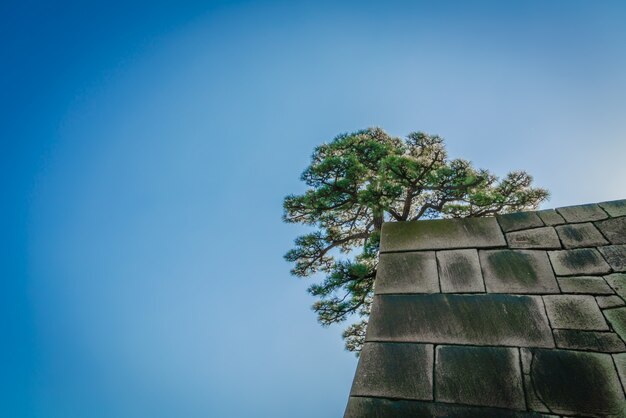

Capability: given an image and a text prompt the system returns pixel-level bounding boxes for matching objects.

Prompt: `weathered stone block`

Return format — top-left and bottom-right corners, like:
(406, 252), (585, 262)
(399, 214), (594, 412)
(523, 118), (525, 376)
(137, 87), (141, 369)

(556, 203), (609, 223)
(367, 294), (555, 347)
(344, 397), (557, 418)
(555, 223), (608, 248)
(556, 276), (614, 294)
(613, 353), (626, 397)
(597, 295), (625, 309)
(553, 329), (625, 352)
(435, 346), (525, 410)
(436, 249), (484, 293)
(350, 342), (433, 400)
(599, 199), (626, 217)
(380, 218), (506, 252)
(595, 217), (626, 244)
(605, 273), (626, 298)
(537, 209), (566, 226)
(604, 307), (626, 341)
(528, 349), (626, 417)
(506, 227), (561, 249)
(599, 245), (626, 272)
(548, 248), (612, 276)
(543, 295), (608, 330)
(522, 373), (551, 413)
(497, 211), (544, 232)
(480, 250), (559, 294)
(375, 251), (438, 294)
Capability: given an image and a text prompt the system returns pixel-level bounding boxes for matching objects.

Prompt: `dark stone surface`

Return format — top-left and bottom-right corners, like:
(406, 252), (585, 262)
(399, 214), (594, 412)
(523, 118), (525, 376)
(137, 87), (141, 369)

(506, 227), (561, 249)
(367, 294), (554, 347)
(435, 345), (525, 410)
(597, 295), (625, 309)
(380, 218), (506, 252)
(605, 273), (626, 298)
(497, 211), (544, 232)
(599, 245), (626, 272)
(556, 276), (614, 294)
(599, 199), (626, 217)
(543, 295), (608, 331)
(529, 349), (626, 416)
(555, 222), (608, 248)
(436, 249), (485, 293)
(344, 397), (557, 418)
(537, 209), (566, 226)
(553, 329), (625, 352)
(595, 217), (626, 244)
(350, 342), (433, 400)
(375, 252), (438, 294)
(604, 307), (626, 341)
(548, 248), (612, 276)
(614, 353), (626, 396)
(480, 250), (559, 294)
(556, 203), (609, 223)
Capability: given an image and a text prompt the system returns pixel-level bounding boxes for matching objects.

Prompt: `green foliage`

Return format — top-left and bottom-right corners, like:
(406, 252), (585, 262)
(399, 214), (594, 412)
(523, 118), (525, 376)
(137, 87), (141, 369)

(283, 127), (549, 354)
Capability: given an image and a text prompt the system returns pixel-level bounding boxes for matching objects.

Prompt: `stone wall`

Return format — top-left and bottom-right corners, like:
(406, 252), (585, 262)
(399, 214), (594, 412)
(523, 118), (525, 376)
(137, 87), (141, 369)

(344, 200), (626, 417)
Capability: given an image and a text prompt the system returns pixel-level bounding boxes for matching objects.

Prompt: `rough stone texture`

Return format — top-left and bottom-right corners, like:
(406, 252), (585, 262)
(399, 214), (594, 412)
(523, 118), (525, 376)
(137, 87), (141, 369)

(556, 203), (609, 223)
(350, 342), (433, 400)
(375, 251), (438, 294)
(522, 373), (551, 413)
(506, 227), (561, 249)
(595, 217), (626, 244)
(613, 352), (626, 396)
(344, 397), (557, 418)
(380, 217), (506, 252)
(543, 295), (608, 331)
(367, 294), (554, 347)
(497, 211), (544, 232)
(555, 222), (608, 248)
(528, 349), (626, 417)
(556, 276), (614, 294)
(480, 250), (559, 294)
(599, 199), (626, 217)
(604, 307), (626, 341)
(553, 329), (626, 352)
(437, 249), (485, 293)
(435, 345), (525, 410)
(599, 245), (626, 272)
(597, 295), (625, 309)
(536, 209), (566, 226)
(548, 248), (612, 276)
(605, 273), (626, 298)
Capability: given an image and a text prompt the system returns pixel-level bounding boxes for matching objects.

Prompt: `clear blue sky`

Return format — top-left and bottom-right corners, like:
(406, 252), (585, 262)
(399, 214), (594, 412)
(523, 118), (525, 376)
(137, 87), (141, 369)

(2, 1), (626, 417)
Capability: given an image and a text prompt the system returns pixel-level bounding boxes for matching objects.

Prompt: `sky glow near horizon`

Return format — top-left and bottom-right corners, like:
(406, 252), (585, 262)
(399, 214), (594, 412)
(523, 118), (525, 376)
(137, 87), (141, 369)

(2, 1), (626, 417)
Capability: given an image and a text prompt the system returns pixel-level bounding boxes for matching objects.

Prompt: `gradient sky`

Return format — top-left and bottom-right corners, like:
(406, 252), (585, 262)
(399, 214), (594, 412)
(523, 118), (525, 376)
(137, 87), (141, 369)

(2, 1), (626, 417)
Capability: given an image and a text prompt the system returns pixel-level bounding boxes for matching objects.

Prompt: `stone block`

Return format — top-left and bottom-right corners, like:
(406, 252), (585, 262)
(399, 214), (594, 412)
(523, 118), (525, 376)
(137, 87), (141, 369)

(506, 227), (561, 249)
(522, 373), (551, 413)
(367, 294), (554, 348)
(480, 250), (559, 294)
(599, 199), (626, 217)
(435, 345), (525, 410)
(497, 211), (544, 232)
(556, 203), (609, 223)
(350, 342), (433, 400)
(537, 209), (566, 226)
(380, 217), (506, 252)
(613, 353), (626, 396)
(555, 223), (608, 248)
(543, 295), (608, 331)
(375, 251), (438, 294)
(597, 295), (625, 309)
(556, 276), (614, 294)
(596, 217), (626, 244)
(528, 349), (626, 416)
(605, 273), (626, 298)
(553, 329), (625, 352)
(599, 245), (626, 272)
(604, 307), (626, 341)
(548, 248), (612, 276)
(344, 397), (557, 418)
(436, 249), (484, 293)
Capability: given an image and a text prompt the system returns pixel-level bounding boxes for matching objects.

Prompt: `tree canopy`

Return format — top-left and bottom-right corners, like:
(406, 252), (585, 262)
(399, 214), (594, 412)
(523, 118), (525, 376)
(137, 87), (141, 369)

(283, 127), (549, 354)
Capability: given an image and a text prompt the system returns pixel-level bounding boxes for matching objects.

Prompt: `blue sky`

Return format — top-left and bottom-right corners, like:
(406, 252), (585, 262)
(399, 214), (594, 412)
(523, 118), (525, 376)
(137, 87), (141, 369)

(2, 1), (626, 417)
